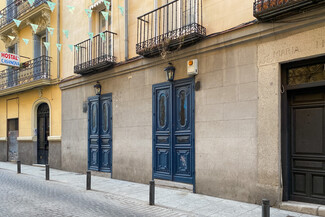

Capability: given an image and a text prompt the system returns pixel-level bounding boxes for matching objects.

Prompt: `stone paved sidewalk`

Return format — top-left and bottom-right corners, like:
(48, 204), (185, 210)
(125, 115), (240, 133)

(0, 162), (319, 217)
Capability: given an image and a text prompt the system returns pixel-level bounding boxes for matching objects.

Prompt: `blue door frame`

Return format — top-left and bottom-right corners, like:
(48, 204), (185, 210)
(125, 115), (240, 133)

(88, 93), (112, 172)
(152, 78), (195, 186)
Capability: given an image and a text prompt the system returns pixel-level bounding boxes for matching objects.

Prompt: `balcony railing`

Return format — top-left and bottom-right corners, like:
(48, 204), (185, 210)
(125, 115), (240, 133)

(74, 30), (117, 75)
(0, 0), (48, 29)
(0, 56), (51, 90)
(253, 0), (325, 20)
(136, 0), (206, 57)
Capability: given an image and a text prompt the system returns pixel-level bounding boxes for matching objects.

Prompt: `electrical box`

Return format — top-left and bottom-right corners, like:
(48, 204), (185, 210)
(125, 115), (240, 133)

(187, 59), (198, 76)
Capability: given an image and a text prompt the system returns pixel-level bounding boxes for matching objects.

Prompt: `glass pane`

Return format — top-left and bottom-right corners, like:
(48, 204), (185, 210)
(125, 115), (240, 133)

(92, 104), (96, 131)
(180, 90), (187, 127)
(103, 103), (108, 132)
(288, 64), (325, 86)
(159, 94), (166, 127)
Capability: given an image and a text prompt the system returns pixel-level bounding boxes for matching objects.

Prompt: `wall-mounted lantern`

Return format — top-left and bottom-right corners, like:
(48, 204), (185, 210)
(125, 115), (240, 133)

(94, 81), (102, 95)
(164, 63), (176, 82)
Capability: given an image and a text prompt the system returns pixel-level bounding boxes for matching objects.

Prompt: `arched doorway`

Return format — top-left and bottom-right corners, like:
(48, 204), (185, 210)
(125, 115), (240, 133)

(37, 103), (49, 164)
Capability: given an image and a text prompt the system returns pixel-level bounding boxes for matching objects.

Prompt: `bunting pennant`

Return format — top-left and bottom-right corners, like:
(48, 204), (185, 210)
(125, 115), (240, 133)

(8, 35), (15, 40)
(47, 27), (54, 36)
(88, 32), (94, 41)
(13, 19), (21, 27)
(68, 44), (74, 52)
(56, 43), (62, 52)
(63, 29), (69, 39)
(23, 38), (29, 45)
(47, 1), (56, 12)
(91, 0), (95, 3)
(43, 42), (50, 51)
(0, 15), (3, 19)
(27, 0), (35, 6)
(101, 11), (109, 21)
(85, 9), (92, 18)
(30, 23), (38, 33)
(118, 6), (124, 16)
(103, 0), (110, 10)
(67, 5), (75, 14)
(99, 32), (106, 41)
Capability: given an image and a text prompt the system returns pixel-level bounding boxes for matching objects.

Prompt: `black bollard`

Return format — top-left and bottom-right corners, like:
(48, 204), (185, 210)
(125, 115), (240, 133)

(45, 164), (50, 180)
(86, 171), (91, 190)
(262, 199), (270, 217)
(149, 180), (155, 205)
(17, 161), (21, 174)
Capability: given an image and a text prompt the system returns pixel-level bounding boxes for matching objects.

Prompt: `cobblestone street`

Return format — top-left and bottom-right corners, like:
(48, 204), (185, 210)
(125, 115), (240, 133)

(0, 170), (188, 217)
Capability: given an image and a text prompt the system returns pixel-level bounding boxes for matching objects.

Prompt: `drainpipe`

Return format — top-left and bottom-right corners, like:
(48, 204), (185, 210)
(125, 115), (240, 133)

(124, 0), (128, 61)
(57, 0), (60, 79)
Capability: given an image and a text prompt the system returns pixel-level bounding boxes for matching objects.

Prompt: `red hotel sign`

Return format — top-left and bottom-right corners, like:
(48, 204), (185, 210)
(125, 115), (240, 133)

(0, 52), (20, 67)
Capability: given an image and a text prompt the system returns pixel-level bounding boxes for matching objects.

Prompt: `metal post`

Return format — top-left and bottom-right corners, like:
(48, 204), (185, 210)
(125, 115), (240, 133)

(86, 171), (91, 190)
(45, 164), (50, 180)
(149, 180), (155, 205)
(262, 199), (270, 217)
(17, 161), (21, 174)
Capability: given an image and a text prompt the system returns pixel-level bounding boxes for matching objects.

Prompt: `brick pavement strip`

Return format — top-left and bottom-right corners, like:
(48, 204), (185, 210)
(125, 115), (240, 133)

(0, 170), (192, 217)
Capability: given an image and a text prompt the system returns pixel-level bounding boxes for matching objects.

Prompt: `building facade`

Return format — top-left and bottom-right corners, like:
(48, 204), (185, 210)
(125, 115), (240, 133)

(1, 0), (325, 208)
(0, 0), (61, 169)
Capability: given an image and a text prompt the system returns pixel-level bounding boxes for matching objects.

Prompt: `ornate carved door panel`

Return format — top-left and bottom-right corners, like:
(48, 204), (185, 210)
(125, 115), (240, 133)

(37, 103), (49, 165)
(88, 93), (112, 172)
(153, 78), (195, 184)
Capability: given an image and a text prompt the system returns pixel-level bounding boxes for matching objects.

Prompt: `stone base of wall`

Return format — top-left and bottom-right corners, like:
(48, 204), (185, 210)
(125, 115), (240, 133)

(0, 141), (7, 161)
(49, 141), (61, 169)
(18, 141), (37, 165)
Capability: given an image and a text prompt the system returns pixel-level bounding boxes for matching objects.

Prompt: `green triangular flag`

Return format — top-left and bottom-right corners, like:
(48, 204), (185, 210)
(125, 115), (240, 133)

(63, 30), (69, 39)
(88, 32), (94, 41)
(101, 11), (109, 21)
(68, 44), (73, 52)
(56, 43), (62, 52)
(8, 35), (15, 40)
(67, 5), (75, 14)
(100, 32), (106, 41)
(47, 1), (56, 12)
(47, 27), (54, 36)
(85, 9), (92, 18)
(23, 38), (29, 45)
(118, 6), (124, 16)
(0, 15), (3, 19)
(43, 42), (50, 51)
(30, 23), (38, 33)
(27, 0), (35, 6)
(91, 0), (95, 3)
(103, 0), (110, 10)
(13, 19), (21, 27)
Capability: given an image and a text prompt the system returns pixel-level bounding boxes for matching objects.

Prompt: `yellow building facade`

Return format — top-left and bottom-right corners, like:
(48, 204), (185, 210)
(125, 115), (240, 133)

(0, 0), (61, 168)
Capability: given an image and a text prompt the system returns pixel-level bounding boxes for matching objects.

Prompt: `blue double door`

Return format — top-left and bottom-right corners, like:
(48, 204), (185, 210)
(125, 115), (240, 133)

(88, 93), (112, 172)
(153, 78), (195, 184)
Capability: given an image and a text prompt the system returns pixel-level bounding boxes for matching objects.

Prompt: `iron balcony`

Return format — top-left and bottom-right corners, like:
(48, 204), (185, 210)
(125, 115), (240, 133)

(253, 0), (325, 21)
(74, 30), (117, 75)
(0, 55), (51, 92)
(0, 0), (49, 29)
(136, 0), (206, 57)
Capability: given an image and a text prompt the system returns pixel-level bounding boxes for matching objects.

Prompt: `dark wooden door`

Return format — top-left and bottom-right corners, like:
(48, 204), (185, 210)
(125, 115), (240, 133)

(153, 78), (195, 184)
(37, 103), (49, 165)
(88, 93), (112, 172)
(289, 88), (325, 204)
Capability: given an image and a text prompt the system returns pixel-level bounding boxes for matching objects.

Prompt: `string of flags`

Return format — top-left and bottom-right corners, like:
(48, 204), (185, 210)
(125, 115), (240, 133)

(5, 0), (126, 53)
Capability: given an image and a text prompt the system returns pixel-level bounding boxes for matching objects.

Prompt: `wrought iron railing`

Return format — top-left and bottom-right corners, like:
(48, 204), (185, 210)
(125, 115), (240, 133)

(0, 56), (51, 90)
(0, 0), (49, 29)
(253, 0), (325, 20)
(74, 30), (117, 74)
(136, 0), (206, 57)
